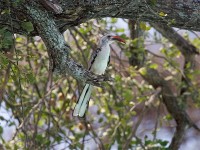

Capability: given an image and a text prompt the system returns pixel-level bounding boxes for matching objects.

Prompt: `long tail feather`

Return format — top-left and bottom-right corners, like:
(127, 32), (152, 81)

(73, 84), (93, 117)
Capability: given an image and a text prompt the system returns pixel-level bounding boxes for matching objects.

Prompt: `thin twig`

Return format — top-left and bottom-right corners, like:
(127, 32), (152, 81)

(12, 83), (59, 140)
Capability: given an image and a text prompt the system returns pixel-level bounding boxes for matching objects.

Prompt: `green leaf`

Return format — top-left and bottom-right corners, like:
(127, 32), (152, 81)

(3, 32), (13, 47)
(149, 63), (158, 69)
(55, 135), (62, 143)
(13, 0), (25, 7)
(98, 117), (104, 123)
(145, 139), (152, 146)
(123, 89), (133, 101)
(160, 140), (168, 147)
(1, 9), (10, 15)
(140, 22), (146, 30)
(0, 126), (3, 135)
(139, 67), (147, 75)
(0, 116), (5, 121)
(140, 22), (151, 31)
(164, 114), (173, 120)
(169, 19), (176, 25)
(8, 122), (15, 127)
(0, 29), (13, 49)
(150, 0), (157, 6)
(1, 55), (9, 65)
(159, 12), (167, 17)
(115, 28), (125, 32)
(14, 144), (20, 150)
(21, 21), (34, 33)
(111, 18), (118, 23)
(26, 72), (36, 84)
(115, 74), (121, 82)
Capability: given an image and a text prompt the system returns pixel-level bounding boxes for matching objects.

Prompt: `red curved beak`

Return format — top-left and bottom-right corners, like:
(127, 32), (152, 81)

(111, 36), (126, 44)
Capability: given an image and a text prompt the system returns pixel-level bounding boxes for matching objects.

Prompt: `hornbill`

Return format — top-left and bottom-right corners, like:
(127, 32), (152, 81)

(73, 34), (125, 117)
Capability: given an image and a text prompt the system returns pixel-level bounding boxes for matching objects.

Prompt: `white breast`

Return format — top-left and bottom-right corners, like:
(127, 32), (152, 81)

(90, 45), (110, 75)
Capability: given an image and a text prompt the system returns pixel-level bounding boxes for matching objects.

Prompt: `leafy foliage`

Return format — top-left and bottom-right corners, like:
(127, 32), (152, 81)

(0, 18), (200, 150)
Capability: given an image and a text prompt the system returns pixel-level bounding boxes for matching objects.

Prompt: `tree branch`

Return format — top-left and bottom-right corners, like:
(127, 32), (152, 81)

(150, 23), (199, 56)
(139, 67), (196, 150)
(2, 0), (200, 35)
(128, 20), (200, 149)
(151, 22), (196, 100)
(58, 0), (200, 32)
(23, 1), (112, 86)
(150, 21), (200, 149)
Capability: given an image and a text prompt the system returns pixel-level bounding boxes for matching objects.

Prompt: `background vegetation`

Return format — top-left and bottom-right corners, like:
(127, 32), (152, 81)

(1, 1), (200, 150)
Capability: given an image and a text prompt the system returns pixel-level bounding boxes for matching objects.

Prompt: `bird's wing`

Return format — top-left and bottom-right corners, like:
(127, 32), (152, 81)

(107, 55), (110, 66)
(88, 48), (101, 71)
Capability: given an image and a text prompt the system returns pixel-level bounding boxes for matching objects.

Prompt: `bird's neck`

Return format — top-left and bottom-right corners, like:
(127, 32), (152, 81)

(99, 43), (110, 53)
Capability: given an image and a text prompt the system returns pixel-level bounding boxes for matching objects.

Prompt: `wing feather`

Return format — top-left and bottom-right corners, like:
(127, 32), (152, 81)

(88, 48), (101, 70)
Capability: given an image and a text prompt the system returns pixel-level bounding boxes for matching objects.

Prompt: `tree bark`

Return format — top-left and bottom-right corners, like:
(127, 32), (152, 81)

(1, 0), (200, 149)
(1, 0), (200, 35)
(1, 1), (113, 86)
(139, 68), (190, 150)
(1, 0), (200, 84)
(128, 20), (200, 149)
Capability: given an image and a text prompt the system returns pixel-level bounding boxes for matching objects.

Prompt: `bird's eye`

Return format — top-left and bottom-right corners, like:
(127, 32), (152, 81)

(107, 35), (111, 39)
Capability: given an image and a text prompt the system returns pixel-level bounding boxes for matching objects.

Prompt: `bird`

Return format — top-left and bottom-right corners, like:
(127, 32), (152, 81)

(73, 34), (125, 117)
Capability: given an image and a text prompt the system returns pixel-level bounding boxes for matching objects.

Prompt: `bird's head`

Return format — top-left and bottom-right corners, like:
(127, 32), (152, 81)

(99, 34), (126, 46)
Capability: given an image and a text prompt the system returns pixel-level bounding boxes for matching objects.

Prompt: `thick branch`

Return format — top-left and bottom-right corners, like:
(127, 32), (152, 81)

(139, 68), (192, 150)
(58, 0), (200, 32)
(2, 0), (200, 35)
(150, 23), (199, 56)
(128, 20), (200, 149)
(151, 22), (198, 101)
(23, 2), (111, 86)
